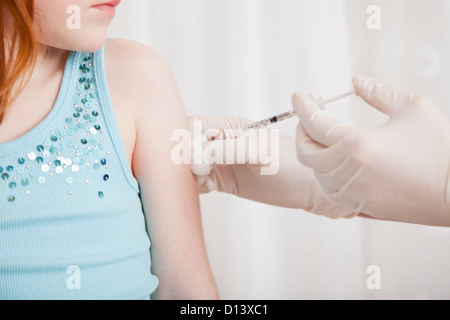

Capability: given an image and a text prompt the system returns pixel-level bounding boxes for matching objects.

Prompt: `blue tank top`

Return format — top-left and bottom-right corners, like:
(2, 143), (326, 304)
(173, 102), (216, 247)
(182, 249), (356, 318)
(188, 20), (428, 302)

(0, 45), (159, 299)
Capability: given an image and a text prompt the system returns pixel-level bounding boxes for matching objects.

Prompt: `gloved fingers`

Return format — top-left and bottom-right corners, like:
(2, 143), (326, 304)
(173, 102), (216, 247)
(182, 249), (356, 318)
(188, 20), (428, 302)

(238, 127), (278, 166)
(204, 127), (223, 141)
(353, 75), (415, 116)
(296, 123), (349, 173)
(214, 115), (252, 140)
(295, 122), (325, 166)
(292, 92), (356, 147)
(316, 184), (340, 205)
(197, 176), (216, 194)
(343, 211), (360, 219)
(313, 156), (359, 191)
(307, 181), (360, 219)
(188, 114), (253, 141)
(190, 161), (213, 177)
(320, 205), (360, 220)
(196, 175), (207, 187)
(320, 183), (363, 214)
(201, 129), (273, 166)
(322, 163), (365, 210)
(188, 115), (223, 140)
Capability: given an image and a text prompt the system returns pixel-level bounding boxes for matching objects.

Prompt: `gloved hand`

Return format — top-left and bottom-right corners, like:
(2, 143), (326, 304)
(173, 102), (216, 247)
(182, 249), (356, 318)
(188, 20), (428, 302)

(188, 114), (356, 218)
(188, 115), (257, 193)
(293, 75), (450, 226)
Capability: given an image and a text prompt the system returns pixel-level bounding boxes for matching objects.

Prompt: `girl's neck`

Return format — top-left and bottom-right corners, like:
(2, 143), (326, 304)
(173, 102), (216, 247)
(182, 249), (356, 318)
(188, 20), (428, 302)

(6, 44), (69, 116)
(32, 44), (70, 82)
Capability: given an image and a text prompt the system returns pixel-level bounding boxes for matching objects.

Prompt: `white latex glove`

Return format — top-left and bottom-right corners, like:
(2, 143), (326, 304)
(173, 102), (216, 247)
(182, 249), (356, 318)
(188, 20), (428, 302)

(293, 75), (450, 226)
(188, 114), (355, 218)
(188, 115), (266, 193)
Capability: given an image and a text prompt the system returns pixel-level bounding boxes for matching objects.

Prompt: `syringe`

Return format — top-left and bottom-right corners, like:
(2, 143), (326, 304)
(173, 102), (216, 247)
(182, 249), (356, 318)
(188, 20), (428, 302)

(246, 89), (355, 130)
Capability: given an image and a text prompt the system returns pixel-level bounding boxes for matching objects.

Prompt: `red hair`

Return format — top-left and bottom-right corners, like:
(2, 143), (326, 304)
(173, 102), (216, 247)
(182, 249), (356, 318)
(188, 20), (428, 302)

(0, 0), (38, 124)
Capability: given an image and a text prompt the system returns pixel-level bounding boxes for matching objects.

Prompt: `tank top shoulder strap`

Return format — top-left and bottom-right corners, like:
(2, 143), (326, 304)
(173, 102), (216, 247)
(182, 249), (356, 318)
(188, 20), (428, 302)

(72, 45), (140, 193)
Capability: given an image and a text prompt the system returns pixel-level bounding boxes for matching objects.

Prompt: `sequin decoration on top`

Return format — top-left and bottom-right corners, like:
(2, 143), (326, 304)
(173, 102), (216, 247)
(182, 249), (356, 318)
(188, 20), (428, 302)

(1, 53), (110, 203)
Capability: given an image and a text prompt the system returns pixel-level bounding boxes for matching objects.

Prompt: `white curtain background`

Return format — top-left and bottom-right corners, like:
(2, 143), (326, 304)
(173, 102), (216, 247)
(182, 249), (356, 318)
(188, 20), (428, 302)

(108, 0), (450, 299)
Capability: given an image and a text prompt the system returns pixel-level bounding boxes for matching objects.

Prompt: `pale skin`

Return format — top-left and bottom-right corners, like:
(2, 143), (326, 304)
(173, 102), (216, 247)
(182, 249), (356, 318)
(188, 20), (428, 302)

(1, 0), (218, 299)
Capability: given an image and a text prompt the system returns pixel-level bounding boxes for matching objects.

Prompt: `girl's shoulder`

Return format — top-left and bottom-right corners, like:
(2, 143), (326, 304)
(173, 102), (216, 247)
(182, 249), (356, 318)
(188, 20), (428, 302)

(102, 38), (184, 175)
(104, 38), (171, 91)
(104, 38), (166, 67)
(103, 38), (177, 117)
(102, 38), (173, 174)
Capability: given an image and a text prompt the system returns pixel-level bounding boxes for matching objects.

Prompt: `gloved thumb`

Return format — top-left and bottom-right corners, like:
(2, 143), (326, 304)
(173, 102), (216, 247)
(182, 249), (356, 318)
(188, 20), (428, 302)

(292, 92), (355, 147)
(352, 75), (415, 116)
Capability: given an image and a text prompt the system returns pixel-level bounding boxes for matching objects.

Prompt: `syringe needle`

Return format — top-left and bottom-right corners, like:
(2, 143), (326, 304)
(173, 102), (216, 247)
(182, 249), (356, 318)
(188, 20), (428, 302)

(318, 89), (355, 106)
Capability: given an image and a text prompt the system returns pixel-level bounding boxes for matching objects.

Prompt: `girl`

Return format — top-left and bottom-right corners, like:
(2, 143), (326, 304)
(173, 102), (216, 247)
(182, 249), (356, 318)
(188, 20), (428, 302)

(0, 0), (218, 299)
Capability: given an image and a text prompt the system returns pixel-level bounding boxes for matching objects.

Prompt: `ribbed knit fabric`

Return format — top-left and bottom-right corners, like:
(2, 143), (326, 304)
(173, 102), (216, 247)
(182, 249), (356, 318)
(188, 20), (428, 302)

(0, 46), (159, 300)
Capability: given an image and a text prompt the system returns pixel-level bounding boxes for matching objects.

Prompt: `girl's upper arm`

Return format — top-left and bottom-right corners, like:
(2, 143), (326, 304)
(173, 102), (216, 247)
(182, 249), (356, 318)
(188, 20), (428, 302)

(107, 39), (218, 299)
